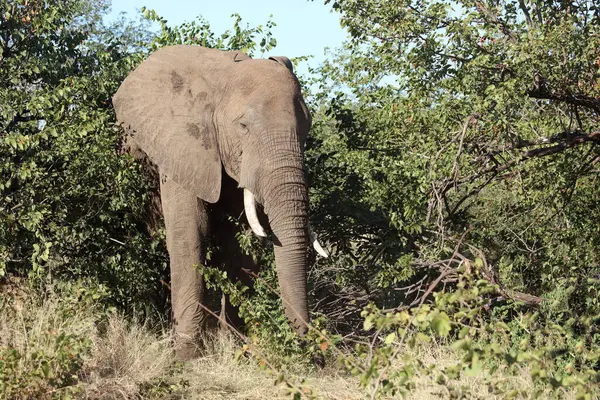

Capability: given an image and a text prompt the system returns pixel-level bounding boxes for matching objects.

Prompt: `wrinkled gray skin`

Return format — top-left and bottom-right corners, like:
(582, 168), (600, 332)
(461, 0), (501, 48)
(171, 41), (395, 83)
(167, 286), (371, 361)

(113, 45), (312, 360)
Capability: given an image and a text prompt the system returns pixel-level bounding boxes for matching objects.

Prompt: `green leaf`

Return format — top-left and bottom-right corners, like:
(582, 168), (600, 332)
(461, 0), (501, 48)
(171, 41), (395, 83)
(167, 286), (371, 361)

(384, 332), (396, 344)
(431, 312), (451, 337)
(363, 316), (374, 331)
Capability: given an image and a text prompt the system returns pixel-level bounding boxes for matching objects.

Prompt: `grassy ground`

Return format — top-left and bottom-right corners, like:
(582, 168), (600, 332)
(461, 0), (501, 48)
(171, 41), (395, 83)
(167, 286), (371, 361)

(0, 282), (574, 399)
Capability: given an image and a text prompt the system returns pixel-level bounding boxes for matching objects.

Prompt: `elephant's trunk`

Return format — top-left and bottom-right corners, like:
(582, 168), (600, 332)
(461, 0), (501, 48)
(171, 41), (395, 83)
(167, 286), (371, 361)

(271, 221), (309, 335)
(261, 129), (310, 335)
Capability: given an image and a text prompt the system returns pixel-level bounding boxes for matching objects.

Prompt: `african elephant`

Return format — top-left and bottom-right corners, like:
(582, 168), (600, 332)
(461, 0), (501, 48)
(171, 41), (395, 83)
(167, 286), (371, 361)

(112, 45), (327, 360)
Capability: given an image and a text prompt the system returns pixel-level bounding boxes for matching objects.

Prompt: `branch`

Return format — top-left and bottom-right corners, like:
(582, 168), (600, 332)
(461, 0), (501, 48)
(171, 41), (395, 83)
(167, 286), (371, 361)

(518, 0), (533, 27)
(451, 130), (600, 190)
(474, 1), (517, 41)
(380, 241), (544, 315)
(448, 171), (497, 217)
(499, 288), (543, 305)
(528, 85), (600, 114)
(3, 113), (36, 131)
(452, 115), (478, 186)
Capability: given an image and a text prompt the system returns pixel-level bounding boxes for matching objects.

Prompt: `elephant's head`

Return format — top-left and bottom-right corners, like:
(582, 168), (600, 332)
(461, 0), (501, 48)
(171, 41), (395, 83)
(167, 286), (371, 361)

(112, 45), (325, 335)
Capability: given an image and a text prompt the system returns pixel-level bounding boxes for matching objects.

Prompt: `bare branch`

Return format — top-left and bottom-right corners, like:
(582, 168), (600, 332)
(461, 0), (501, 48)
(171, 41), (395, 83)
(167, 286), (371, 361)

(528, 85), (600, 114)
(452, 115), (478, 188)
(451, 130), (600, 191)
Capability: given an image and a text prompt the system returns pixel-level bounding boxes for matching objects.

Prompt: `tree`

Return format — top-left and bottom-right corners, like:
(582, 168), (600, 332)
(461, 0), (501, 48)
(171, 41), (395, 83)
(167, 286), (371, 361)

(0, 0), (168, 311)
(307, 0), (600, 326)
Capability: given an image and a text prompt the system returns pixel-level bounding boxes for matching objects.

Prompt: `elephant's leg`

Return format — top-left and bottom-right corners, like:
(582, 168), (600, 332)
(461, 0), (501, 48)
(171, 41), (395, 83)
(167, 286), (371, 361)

(160, 175), (208, 360)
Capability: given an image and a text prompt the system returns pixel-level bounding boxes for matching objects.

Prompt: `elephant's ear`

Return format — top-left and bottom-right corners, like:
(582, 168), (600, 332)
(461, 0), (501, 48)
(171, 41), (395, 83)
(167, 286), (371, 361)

(113, 46), (233, 203)
(268, 56), (294, 73)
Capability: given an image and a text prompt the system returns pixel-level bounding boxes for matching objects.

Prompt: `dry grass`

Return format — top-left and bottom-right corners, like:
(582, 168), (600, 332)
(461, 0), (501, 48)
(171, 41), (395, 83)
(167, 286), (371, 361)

(81, 315), (175, 399)
(0, 283), (575, 399)
(0, 283), (97, 354)
(175, 333), (362, 400)
(83, 321), (363, 399)
(0, 283), (99, 398)
(81, 325), (546, 400)
(0, 283), (361, 399)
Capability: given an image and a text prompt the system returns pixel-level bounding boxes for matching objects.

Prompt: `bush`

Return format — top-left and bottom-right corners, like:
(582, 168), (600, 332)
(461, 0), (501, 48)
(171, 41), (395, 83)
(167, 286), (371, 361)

(0, 0), (170, 315)
(0, 279), (98, 398)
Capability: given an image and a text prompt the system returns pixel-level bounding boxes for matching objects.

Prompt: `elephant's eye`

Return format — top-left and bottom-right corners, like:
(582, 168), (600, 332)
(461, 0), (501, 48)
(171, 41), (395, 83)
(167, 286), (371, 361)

(240, 122), (249, 133)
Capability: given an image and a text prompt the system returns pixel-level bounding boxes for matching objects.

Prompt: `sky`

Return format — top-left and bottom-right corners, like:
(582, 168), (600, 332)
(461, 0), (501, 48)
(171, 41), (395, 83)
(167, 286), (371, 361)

(106, 0), (348, 76)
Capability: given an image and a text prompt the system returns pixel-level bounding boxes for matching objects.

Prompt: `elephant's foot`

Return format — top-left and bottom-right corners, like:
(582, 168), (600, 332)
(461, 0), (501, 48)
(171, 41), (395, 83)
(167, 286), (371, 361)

(173, 333), (201, 361)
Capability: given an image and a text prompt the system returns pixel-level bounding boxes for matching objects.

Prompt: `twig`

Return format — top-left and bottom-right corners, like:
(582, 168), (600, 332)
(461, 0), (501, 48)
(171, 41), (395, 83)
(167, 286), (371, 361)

(108, 237), (126, 246)
(452, 115), (478, 189)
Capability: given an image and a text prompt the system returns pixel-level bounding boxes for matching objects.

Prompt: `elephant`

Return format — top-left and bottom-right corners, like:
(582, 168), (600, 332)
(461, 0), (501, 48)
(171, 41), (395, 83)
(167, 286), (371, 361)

(112, 45), (327, 360)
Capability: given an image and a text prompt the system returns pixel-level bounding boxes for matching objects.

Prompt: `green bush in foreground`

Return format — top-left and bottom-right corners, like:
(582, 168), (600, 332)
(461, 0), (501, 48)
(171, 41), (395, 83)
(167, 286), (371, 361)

(352, 260), (599, 399)
(204, 246), (599, 399)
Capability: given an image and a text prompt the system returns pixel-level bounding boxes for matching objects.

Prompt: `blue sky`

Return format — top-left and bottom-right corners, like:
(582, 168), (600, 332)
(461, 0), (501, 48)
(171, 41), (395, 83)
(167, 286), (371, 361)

(107, 0), (348, 75)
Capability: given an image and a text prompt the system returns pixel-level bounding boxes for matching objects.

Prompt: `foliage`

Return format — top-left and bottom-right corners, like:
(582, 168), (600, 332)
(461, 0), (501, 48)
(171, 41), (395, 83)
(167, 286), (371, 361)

(306, 0), (600, 329)
(0, 335), (90, 398)
(141, 7), (277, 56)
(298, 0), (600, 397)
(346, 251), (600, 398)
(0, 0), (170, 315)
(200, 222), (332, 365)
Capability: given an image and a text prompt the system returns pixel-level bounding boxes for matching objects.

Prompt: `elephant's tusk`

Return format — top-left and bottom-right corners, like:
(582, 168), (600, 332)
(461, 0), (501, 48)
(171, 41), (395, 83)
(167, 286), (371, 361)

(244, 188), (267, 237)
(308, 224), (329, 258)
